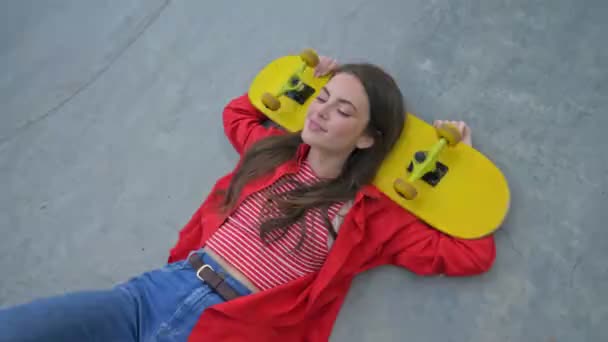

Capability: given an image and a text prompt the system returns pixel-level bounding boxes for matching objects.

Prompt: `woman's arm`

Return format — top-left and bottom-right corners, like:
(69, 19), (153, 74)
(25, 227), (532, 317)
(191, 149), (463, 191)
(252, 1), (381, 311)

(380, 120), (495, 276)
(381, 214), (496, 276)
(222, 94), (285, 156)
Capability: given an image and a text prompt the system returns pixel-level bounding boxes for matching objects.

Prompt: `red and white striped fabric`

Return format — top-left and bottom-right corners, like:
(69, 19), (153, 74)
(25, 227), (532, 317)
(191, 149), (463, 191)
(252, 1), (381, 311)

(206, 159), (344, 291)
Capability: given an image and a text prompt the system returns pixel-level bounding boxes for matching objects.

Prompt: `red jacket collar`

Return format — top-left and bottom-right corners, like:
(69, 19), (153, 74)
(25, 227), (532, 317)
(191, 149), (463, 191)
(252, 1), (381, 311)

(295, 143), (310, 166)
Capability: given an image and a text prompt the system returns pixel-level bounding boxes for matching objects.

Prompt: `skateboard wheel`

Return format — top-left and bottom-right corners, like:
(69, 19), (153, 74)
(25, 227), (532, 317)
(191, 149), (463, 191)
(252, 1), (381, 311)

(436, 124), (462, 146)
(261, 93), (281, 111)
(300, 48), (320, 68)
(394, 179), (418, 200)
(414, 151), (427, 163)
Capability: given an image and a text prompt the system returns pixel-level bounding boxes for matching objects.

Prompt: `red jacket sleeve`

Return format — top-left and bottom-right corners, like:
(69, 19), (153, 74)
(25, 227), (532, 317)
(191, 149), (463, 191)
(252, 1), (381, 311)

(167, 204), (204, 263)
(378, 200), (496, 276)
(223, 93), (285, 155)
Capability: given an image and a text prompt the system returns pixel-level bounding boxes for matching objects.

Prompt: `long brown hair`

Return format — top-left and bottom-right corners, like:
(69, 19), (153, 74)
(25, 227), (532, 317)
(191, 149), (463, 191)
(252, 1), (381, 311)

(219, 63), (406, 247)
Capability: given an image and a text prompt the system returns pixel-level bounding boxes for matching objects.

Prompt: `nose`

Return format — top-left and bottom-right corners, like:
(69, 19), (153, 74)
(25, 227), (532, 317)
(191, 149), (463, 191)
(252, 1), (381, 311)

(317, 104), (330, 120)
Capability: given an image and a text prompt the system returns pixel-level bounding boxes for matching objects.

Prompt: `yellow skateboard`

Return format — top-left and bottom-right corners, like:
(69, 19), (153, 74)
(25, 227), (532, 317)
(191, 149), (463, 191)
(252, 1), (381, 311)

(248, 49), (510, 239)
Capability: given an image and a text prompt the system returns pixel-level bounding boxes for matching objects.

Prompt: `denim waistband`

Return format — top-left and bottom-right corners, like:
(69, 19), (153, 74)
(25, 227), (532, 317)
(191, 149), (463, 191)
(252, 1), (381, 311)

(190, 248), (252, 297)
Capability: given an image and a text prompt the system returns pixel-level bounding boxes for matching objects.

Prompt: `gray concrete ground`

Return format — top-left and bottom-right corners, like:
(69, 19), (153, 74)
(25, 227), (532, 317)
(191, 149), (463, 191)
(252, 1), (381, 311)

(1, 0), (606, 340)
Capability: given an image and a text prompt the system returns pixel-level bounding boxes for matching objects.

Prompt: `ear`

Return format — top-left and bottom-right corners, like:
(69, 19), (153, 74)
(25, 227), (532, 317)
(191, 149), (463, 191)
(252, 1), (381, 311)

(355, 133), (374, 149)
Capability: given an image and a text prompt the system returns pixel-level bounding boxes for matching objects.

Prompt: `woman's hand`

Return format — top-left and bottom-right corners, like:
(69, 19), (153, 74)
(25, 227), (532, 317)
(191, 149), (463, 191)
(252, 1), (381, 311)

(314, 56), (339, 77)
(433, 120), (473, 146)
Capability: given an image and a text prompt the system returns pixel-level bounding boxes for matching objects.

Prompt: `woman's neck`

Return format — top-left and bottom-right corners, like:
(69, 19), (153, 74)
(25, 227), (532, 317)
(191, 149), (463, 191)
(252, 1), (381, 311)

(306, 146), (349, 179)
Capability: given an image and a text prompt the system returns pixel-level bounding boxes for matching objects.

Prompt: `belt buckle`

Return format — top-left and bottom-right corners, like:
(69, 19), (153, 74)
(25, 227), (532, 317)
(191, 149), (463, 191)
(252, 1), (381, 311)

(196, 264), (214, 282)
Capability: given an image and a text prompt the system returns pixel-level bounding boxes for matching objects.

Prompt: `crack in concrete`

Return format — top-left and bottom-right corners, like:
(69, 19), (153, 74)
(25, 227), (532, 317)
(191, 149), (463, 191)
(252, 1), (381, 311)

(504, 229), (523, 258)
(0, 0), (172, 148)
(569, 256), (582, 289)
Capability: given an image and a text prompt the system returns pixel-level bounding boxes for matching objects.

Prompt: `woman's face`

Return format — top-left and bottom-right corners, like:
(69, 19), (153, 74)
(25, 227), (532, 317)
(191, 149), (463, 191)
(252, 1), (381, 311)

(301, 73), (374, 154)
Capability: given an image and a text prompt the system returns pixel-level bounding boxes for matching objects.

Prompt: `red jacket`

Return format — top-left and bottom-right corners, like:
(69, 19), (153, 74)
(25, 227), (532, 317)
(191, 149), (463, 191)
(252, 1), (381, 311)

(168, 94), (496, 341)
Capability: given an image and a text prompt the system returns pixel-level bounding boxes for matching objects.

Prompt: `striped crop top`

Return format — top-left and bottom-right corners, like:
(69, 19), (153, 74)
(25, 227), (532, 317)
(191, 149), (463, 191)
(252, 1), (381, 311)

(206, 159), (344, 291)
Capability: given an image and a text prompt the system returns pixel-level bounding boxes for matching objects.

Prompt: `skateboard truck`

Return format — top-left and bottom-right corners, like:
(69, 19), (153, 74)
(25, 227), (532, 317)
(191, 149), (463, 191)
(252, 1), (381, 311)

(394, 123), (462, 200)
(407, 152), (449, 186)
(261, 49), (320, 111)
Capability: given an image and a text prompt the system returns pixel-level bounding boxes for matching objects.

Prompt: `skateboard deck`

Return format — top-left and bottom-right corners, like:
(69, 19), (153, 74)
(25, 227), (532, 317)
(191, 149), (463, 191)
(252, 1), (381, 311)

(248, 52), (510, 239)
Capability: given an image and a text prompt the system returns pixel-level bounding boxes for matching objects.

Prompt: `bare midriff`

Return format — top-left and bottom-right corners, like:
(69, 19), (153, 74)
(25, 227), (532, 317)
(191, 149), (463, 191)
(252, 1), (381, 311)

(202, 247), (261, 294)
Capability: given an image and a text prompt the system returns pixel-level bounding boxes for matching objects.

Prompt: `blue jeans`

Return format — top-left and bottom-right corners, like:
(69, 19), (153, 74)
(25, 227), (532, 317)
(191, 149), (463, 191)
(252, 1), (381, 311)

(0, 250), (251, 342)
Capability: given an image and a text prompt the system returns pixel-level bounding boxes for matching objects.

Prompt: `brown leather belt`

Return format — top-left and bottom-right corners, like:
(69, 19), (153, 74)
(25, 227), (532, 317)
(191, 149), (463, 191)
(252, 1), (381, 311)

(187, 253), (241, 301)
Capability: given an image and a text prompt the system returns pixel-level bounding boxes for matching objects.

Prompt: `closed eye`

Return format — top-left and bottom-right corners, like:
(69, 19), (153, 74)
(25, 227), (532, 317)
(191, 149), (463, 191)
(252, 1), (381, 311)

(321, 86), (357, 113)
(338, 109), (351, 117)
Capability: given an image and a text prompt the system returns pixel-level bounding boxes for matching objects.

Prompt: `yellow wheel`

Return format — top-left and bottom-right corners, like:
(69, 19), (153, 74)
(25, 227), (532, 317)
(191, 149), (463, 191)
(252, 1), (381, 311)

(436, 123), (462, 146)
(394, 179), (418, 200)
(300, 48), (319, 68)
(261, 93), (281, 111)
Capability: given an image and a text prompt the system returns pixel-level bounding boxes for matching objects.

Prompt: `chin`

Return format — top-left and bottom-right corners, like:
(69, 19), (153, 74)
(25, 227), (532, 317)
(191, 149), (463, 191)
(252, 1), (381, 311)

(301, 130), (326, 148)
(301, 129), (317, 145)
(302, 136), (344, 155)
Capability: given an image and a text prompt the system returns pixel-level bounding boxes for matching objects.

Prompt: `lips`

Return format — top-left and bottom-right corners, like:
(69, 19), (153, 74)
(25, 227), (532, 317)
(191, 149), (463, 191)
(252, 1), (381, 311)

(308, 118), (327, 133)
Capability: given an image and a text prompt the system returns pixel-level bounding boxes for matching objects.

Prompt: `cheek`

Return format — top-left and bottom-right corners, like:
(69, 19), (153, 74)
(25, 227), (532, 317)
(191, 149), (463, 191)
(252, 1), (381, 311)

(328, 119), (364, 142)
(306, 102), (320, 117)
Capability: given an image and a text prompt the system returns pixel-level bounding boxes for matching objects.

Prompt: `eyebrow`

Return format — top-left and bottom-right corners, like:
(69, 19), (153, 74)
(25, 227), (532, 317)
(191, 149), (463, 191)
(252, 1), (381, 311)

(321, 87), (358, 112)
